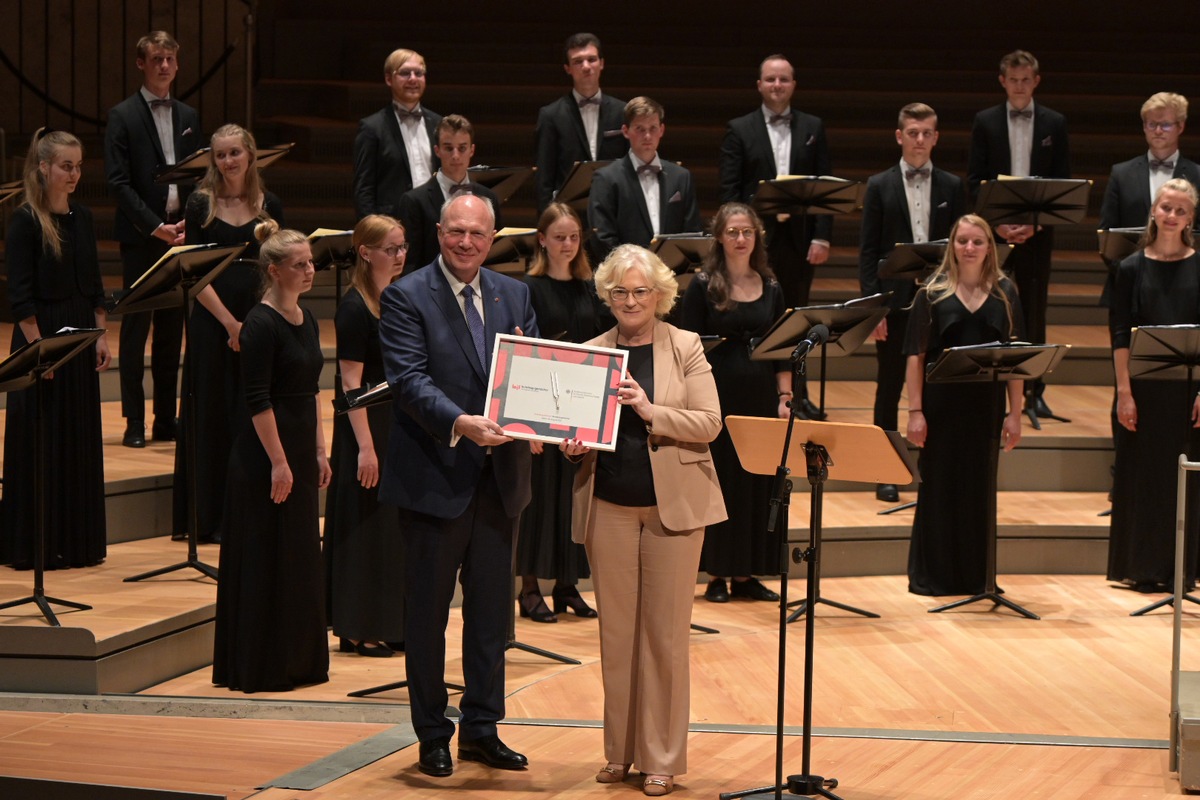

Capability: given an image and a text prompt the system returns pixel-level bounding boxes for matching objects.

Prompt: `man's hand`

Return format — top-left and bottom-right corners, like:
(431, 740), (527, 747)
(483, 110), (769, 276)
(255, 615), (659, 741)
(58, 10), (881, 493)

(153, 222), (186, 246)
(454, 414), (514, 447)
(807, 240), (830, 265)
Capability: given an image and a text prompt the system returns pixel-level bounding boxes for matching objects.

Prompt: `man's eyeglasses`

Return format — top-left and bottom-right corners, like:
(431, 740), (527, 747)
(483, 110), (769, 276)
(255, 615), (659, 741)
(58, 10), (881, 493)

(1145, 121), (1178, 132)
(392, 68), (426, 79)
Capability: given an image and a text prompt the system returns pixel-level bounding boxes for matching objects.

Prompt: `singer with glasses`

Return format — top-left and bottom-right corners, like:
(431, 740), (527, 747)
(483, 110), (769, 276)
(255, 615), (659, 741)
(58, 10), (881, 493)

(561, 244), (725, 796)
(903, 214), (1024, 597)
(680, 202), (789, 605)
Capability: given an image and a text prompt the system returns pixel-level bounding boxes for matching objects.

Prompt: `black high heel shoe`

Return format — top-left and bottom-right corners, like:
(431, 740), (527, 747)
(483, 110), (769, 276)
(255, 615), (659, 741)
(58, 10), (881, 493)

(339, 637), (394, 657)
(518, 589), (558, 623)
(552, 584), (598, 618)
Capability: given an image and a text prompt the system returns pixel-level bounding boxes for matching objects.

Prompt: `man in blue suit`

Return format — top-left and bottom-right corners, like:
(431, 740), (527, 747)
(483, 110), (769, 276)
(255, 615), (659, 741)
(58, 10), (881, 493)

(379, 194), (538, 777)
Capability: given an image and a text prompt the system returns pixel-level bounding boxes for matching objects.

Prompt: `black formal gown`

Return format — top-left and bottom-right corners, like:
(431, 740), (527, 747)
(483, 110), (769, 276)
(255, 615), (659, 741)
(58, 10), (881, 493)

(172, 193), (283, 540)
(324, 287), (405, 643)
(680, 275), (785, 577)
(212, 304), (328, 692)
(904, 279), (1022, 596)
(514, 274), (608, 584)
(1, 205), (107, 569)
(1108, 252), (1200, 587)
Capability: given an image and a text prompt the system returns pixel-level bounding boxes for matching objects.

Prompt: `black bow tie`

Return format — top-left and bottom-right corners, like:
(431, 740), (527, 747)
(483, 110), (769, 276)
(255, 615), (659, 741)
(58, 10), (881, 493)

(637, 164), (662, 176)
(769, 113), (792, 125)
(447, 183), (471, 195)
(577, 96), (601, 108)
(148, 98), (173, 110)
(905, 166), (930, 181)
(395, 105), (424, 122)
(1151, 158), (1176, 171)
(1009, 108), (1033, 120)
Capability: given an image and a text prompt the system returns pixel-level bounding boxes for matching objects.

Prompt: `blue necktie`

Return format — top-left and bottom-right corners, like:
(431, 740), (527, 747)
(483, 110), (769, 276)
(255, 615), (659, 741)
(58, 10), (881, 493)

(461, 284), (487, 369)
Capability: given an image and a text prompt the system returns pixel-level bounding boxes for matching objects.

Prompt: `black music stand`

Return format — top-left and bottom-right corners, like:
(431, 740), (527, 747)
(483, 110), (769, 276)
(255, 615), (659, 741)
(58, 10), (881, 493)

(154, 143), (294, 184)
(0, 328), (105, 626)
(468, 165), (536, 205)
(752, 295), (889, 432)
(484, 228), (539, 277)
(923, 342), (1069, 620)
(0, 179), (22, 206)
(878, 239), (1015, 284)
(1098, 227), (1144, 265)
(118, 243), (245, 583)
(722, 413), (912, 800)
(976, 177), (1090, 429)
(1123, 325), (1200, 616)
(556, 160), (612, 214)
(309, 228), (354, 305)
(651, 232), (710, 293)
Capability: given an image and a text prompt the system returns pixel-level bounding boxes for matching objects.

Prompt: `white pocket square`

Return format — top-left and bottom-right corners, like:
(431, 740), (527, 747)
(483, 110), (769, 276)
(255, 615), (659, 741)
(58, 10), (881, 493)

(668, 191), (682, 203)
(1041, 135), (1053, 146)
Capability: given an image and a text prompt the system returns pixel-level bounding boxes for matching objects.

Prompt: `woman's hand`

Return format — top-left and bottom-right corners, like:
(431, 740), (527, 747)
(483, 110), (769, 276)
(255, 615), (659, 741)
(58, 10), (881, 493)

(356, 447), (379, 489)
(225, 320), (243, 352)
(95, 334), (112, 371)
(529, 439), (544, 455)
(906, 409), (927, 447)
(1193, 394), (1200, 429)
(317, 453), (332, 490)
(559, 437), (591, 460)
(777, 394), (791, 419)
(1002, 412), (1022, 452)
(618, 376), (653, 422)
(270, 460), (293, 504)
(1117, 390), (1137, 432)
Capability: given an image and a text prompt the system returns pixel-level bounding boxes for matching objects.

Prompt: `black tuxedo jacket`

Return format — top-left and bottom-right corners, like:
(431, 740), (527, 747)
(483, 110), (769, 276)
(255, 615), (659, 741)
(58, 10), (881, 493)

(587, 154), (701, 262)
(104, 92), (202, 244)
(858, 165), (966, 310)
(352, 105), (443, 219)
(534, 93), (628, 212)
(718, 108), (833, 244)
(967, 102), (1070, 199)
(1099, 154), (1200, 229)
(396, 178), (504, 273)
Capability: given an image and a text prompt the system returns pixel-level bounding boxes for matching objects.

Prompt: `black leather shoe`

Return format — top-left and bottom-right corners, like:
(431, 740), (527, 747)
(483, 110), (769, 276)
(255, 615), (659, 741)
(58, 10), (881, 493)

(875, 483), (899, 503)
(458, 734), (528, 770)
(418, 737), (454, 777)
(171, 532), (188, 541)
(151, 418), (177, 442)
(730, 577), (780, 601)
(795, 398), (827, 421)
(123, 422), (146, 448)
(704, 577), (730, 603)
(198, 531), (222, 545)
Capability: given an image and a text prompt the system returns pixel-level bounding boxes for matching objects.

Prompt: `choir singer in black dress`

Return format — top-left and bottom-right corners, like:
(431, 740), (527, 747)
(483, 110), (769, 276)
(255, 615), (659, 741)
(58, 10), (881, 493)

(174, 124), (284, 544)
(1, 129), (111, 569)
(1108, 178), (1200, 592)
(515, 203), (605, 623)
(904, 214), (1024, 596)
(325, 214), (408, 656)
(680, 202), (789, 604)
(212, 221), (331, 692)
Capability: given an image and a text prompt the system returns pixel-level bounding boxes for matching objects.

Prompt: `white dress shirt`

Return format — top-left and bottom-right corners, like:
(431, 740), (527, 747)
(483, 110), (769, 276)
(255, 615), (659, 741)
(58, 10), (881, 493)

(573, 89), (603, 160)
(1006, 100), (1035, 178)
(629, 151), (663, 236)
(762, 104), (792, 178)
(394, 102), (433, 187)
(1148, 148), (1181, 200)
(140, 86), (179, 217)
(901, 158), (933, 244)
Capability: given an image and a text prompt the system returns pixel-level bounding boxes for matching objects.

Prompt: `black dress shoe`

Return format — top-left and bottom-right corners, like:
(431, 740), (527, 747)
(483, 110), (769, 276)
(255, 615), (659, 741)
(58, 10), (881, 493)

(552, 584), (598, 618)
(518, 590), (557, 623)
(385, 640), (405, 652)
(123, 422), (146, 448)
(198, 531), (222, 544)
(704, 577), (730, 603)
(151, 418), (177, 442)
(730, 577), (780, 601)
(418, 737), (454, 777)
(795, 397), (827, 421)
(339, 637), (393, 657)
(875, 483), (899, 503)
(457, 734), (528, 770)
(171, 532), (188, 541)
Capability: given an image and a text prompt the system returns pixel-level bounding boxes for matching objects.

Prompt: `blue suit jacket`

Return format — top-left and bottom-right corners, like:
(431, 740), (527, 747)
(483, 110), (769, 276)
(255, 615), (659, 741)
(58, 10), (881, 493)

(378, 259), (538, 519)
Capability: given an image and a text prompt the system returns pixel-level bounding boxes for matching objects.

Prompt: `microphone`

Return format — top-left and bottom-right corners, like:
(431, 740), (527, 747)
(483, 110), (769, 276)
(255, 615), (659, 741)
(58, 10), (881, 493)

(790, 324), (829, 361)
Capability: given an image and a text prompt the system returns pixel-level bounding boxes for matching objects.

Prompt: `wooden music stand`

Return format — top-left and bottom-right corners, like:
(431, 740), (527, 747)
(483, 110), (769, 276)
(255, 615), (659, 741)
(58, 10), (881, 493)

(468, 165), (536, 205)
(484, 228), (539, 277)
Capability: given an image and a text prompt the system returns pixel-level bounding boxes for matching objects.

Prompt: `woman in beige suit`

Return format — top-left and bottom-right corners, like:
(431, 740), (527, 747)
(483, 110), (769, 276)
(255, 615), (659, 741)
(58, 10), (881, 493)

(562, 244), (726, 796)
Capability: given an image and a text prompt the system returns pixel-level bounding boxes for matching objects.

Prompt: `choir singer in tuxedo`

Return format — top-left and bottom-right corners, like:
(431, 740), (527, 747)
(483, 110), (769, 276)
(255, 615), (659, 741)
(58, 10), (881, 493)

(561, 244), (725, 797)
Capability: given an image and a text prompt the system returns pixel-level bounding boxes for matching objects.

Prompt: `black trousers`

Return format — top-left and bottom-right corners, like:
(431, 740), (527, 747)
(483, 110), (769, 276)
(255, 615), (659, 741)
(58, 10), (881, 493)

(873, 307), (909, 432)
(118, 239), (183, 423)
(401, 459), (516, 743)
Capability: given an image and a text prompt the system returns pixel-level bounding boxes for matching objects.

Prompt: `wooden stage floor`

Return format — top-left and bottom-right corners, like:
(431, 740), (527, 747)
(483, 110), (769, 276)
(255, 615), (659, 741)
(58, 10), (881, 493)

(1, 550), (1197, 798)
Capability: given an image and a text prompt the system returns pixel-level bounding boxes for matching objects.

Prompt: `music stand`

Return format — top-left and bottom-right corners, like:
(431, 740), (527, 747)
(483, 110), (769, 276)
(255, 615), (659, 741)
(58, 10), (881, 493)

(922, 342), (1069, 620)
(1122, 325), (1200, 616)
(752, 295), (889, 432)
(468, 165), (535, 205)
(155, 143), (294, 184)
(484, 228), (539, 277)
(752, 175), (864, 219)
(722, 415), (911, 800)
(117, 243), (245, 583)
(555, 160), (611, 214)
(0, 179), (22, 206)
(651, 232), (710, 293)
(878, 240), (1014, 283)
(1099, 227), (1144, 265)
(309, 228), (354, 302)
(0, 329), (105, 626)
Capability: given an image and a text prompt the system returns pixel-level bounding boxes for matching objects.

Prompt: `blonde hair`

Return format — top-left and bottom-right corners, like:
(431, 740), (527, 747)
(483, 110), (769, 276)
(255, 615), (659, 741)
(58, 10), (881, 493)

(254, 220), (309, 296)
(1141, 178), (1198, 250)
(384, 48), (425, 77)
(1141, 92), (1188, 124)
(195, 124), (269, 229)
(22, 128), (83, 259)
(528, 203), (592, 280)
(923, 214), (1015, 334)
(350, 214), (405, 317)
(594, 244), (678, 318)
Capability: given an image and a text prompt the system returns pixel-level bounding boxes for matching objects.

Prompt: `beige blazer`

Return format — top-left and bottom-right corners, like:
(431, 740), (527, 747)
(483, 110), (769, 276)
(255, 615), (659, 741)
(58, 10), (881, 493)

(571, 322), (728, 541)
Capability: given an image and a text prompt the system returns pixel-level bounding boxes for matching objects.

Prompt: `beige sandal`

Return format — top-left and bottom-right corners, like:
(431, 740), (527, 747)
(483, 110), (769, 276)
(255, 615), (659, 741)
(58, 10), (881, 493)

(596, 762), (630, 783)
(644, 774), (674, 796)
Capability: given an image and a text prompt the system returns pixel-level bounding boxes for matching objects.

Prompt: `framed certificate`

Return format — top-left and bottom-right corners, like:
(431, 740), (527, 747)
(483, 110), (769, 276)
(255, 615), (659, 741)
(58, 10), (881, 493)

(485, 334), (628, 451)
